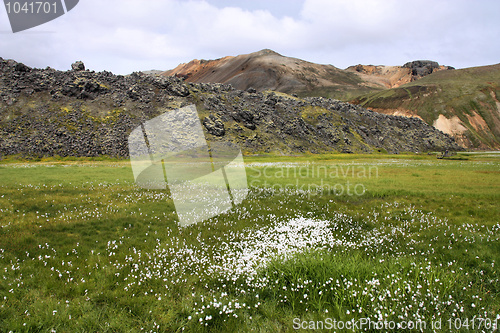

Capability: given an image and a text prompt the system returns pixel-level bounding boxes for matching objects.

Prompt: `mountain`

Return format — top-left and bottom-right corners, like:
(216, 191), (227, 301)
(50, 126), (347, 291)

(163, 50), (453, 101)
(163, 49), (377, 100)
(352, 64), (500, 149)
(345, 61), (454, 89)
(0, 57), (460, 158)
(164, 50), (499, 149)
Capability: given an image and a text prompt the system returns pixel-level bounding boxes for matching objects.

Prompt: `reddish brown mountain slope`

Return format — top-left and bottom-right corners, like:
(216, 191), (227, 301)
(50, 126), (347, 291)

(163, 49), (366, 96)
(163, 50), (453, 101)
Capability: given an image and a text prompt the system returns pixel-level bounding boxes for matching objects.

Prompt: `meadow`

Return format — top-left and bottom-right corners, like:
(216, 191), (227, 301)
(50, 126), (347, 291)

(0, 153), (499, 332)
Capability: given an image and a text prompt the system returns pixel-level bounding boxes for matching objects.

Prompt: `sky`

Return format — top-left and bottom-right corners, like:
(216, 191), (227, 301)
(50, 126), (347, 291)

(0, 0), (499, 75)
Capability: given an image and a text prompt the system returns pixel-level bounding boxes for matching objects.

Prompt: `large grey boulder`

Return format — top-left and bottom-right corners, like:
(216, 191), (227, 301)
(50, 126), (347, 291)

(71, 61), (85, 71)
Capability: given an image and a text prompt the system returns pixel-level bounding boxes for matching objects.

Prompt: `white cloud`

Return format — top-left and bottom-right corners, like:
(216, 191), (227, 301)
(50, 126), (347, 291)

(0, 0), (498, 74)
(294, 0), (500, 68)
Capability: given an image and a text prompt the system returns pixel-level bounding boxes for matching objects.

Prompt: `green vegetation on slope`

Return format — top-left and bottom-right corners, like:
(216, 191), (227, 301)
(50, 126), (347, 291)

(296, 84), (384, 102)
(294, 67), (384, 101)
(352, 64), (500, 149)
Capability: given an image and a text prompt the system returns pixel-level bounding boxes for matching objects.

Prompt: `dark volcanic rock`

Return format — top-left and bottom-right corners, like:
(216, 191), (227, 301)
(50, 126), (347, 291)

(203, 115), (225, 137)
(403, 60), (448, 79)
(71, 61), (85, 71)
(0, 57), (462, 158)
(15, 62), (31, 72)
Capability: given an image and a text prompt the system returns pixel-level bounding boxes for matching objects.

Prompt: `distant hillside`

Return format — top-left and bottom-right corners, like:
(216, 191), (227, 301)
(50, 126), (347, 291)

(0, 57), (460, 158)
(163, 50), (500, 149)
(352, 64), (500, 149)
(163, 49), (378, 100)
(163, 50), (453, 101)
(345, 61), (453, 89)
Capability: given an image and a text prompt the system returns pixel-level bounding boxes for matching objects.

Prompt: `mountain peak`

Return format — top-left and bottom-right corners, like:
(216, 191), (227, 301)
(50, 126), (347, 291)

(253, 49), (282, 57)
(163, 49), (346, 93)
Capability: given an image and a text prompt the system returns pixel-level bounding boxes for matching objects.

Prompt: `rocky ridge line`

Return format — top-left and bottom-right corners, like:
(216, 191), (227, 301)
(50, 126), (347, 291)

(0, 59), (461, 158)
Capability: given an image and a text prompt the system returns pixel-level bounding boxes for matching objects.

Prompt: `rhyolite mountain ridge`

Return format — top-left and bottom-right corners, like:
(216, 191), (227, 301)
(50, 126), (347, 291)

(164, 49), (453, 97)
(164, 49), (500, 149)
(0, 57), (460, 158)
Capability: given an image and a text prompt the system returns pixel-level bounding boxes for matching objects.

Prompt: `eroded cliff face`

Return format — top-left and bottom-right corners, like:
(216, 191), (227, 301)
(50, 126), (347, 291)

(0, 58), (461, 158)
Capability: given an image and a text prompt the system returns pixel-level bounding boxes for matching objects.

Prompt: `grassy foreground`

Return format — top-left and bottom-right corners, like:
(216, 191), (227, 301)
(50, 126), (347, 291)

(0, 153), (499, 332)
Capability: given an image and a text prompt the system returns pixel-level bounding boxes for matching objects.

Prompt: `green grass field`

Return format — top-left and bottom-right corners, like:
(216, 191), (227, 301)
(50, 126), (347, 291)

(0, 153), (499, 332)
